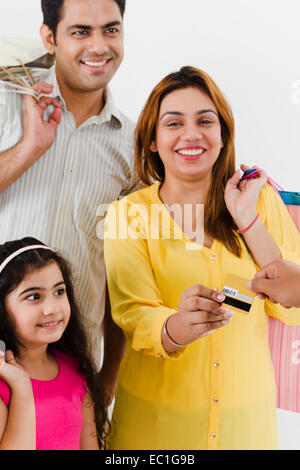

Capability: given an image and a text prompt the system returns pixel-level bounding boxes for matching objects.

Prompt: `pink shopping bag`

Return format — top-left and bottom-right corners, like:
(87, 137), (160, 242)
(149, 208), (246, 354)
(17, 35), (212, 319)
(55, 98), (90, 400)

(242, 169), (300, 412)
(268, 203), (300, 412)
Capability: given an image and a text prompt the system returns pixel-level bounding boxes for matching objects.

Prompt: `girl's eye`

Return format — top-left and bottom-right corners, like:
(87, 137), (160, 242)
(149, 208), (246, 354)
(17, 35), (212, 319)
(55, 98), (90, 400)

(55, 288), (66, 296)
(26, 293), (40, 301)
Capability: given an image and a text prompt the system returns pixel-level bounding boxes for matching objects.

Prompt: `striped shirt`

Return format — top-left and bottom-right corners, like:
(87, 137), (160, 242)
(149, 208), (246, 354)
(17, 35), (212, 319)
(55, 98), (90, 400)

(0, 65), (135, 357)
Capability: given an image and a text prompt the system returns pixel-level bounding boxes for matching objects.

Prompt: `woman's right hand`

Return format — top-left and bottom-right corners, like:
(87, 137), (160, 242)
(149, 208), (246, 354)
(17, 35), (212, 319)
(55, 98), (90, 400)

(163, 285), (234, 351)
(0, 350), (31, 390)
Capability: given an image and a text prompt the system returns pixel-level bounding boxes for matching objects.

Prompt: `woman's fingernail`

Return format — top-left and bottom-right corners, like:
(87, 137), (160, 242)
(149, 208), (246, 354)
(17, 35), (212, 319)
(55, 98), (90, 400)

(219, 307), (228, 314)
(217, 294), (225, 302)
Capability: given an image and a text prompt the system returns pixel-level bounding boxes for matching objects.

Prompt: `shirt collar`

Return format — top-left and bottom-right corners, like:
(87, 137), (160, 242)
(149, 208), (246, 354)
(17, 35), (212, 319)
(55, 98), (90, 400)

(45, 64), (124, 127)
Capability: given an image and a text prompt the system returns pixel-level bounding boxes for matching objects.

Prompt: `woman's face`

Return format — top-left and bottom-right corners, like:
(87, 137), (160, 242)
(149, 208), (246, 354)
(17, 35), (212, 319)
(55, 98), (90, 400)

(151, 86), (223, 183)
(5, 261), (71, 350)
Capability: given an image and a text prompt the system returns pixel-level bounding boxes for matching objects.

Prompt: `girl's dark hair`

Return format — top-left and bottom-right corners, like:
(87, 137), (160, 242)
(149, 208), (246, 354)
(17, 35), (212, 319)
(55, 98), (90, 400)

(41, 0), (126, 39)
(0, 237), (109, 449)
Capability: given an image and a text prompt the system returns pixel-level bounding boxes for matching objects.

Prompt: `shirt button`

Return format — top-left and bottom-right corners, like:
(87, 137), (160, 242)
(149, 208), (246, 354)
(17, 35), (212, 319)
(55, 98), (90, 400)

(157, 353), (163, 358)
(209, 433), (216, 439)
(213, 361), (220, 367)
(212, 397), (219, 403)
(210, 254), (216, 260)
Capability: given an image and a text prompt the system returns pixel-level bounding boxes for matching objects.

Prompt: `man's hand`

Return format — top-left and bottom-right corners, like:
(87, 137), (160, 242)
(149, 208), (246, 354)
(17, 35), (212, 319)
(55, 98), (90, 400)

(0, 82), (63, 194)
(21, 82), (62, 159)
(247, 259), (300, 308)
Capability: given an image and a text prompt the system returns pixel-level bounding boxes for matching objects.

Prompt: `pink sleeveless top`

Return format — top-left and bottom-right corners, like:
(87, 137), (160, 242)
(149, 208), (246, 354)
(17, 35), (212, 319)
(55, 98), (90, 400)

(0, 350), (87, 450)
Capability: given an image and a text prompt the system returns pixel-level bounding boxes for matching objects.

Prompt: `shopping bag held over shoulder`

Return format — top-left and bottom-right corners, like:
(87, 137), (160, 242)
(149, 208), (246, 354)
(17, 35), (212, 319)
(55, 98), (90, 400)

(242, 168), (300, 412)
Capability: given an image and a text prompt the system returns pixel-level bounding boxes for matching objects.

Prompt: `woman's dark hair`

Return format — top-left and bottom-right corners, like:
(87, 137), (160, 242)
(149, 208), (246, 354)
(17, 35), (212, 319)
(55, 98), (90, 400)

(0, 237), (109, 449)
(41, 0), (126, 39)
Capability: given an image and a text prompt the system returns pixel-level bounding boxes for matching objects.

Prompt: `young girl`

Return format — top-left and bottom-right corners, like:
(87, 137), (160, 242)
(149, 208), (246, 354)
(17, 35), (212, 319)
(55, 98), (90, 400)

(0, 237), (108, 450)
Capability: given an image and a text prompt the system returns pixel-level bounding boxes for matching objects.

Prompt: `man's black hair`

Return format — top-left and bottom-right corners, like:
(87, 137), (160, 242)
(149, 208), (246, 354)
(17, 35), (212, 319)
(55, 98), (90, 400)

(41, 0), (126, 39)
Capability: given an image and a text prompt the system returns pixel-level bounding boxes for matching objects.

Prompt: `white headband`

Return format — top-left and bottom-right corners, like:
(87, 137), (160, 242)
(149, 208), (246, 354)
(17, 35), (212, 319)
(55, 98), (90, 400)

(0, 245), (56, 275)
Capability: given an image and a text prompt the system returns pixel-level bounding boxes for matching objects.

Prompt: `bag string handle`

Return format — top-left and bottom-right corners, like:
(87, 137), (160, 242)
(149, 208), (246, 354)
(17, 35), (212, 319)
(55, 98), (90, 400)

(240, 167), (284, 194)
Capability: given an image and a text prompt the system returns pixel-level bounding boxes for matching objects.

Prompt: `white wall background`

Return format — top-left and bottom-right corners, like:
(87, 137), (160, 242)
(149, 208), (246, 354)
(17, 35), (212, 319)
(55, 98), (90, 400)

(1, 0), (300, 449)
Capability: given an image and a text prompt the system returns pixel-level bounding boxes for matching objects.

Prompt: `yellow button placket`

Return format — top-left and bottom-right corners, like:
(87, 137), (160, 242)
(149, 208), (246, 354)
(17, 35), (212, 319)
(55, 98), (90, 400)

(206, 251), (223, 450)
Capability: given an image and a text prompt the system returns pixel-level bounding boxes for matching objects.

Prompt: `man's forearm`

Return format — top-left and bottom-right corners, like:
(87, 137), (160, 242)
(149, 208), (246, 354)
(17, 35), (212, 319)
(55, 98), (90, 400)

(102, 300), (126, 376)
(0, 141), (42, 193)
(98, 285), (126, 406)
(0, 85), (62, 194)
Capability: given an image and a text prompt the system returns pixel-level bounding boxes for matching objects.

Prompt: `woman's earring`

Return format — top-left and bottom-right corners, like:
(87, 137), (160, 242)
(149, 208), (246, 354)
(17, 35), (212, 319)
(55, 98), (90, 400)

(150, 141), (157, 152)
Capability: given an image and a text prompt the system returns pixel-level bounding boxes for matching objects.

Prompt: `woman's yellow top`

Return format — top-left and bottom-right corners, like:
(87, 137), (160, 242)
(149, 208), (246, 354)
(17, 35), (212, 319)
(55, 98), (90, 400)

(104, 183), (300, 450)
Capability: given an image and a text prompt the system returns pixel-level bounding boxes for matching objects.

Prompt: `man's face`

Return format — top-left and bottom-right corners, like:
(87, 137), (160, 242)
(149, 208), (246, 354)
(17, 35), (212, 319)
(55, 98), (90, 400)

(48, 0), (124, 94)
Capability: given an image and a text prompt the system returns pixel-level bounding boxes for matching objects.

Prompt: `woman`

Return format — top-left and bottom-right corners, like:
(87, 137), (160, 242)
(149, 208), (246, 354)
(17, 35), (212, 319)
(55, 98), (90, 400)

(104, 66), (300, 450)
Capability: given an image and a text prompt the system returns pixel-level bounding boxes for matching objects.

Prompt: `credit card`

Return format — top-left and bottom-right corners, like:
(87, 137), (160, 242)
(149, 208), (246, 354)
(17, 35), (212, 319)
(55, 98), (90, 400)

(0, 340), (5, 365)
(222, 274), (255, 314)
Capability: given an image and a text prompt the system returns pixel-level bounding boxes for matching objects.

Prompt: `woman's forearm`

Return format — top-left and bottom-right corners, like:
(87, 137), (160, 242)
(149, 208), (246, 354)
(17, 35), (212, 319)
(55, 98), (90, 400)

(161, 314), (185, 353)
(237, 213), (281, 269)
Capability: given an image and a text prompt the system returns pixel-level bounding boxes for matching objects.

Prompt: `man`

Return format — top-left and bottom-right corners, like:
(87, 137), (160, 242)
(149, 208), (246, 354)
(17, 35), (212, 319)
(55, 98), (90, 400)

(0, 0), (135, 403)
(247, 259), (300, 309)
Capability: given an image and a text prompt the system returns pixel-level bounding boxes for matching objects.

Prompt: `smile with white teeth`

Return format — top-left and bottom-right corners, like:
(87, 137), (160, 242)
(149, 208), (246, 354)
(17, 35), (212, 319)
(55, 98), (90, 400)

(177, 149), (206, 156)
(82, 59), (109, 67)
(37, 321), (61, 327)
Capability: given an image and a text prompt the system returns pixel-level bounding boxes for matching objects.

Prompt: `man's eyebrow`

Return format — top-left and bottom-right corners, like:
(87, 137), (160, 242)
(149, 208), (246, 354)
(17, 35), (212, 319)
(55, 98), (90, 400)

(68, 21), (122, 31)
(103, 21), (122, 29)
(19, 281), (65, 297)
(160, 109), (217, 120)
(68, 25), (92, 31)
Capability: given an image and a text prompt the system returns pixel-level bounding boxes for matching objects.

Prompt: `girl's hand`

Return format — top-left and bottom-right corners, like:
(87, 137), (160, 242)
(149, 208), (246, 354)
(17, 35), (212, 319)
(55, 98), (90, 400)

(224, 164), (267, 228)
(164, 285), (234, 349)
(0, 350), (31, 390)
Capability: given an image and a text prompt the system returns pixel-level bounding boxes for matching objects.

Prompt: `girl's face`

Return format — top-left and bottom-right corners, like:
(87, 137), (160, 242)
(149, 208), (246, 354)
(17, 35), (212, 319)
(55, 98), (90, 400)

(5, 261), (71, 350)
(151, 86), (223, 183)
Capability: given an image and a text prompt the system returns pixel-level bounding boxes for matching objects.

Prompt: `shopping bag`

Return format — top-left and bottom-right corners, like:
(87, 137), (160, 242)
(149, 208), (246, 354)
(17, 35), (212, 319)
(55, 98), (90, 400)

(242, 168), (300, 412)
(0, 37), (54, 99)
(0, 37), (53, 69)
